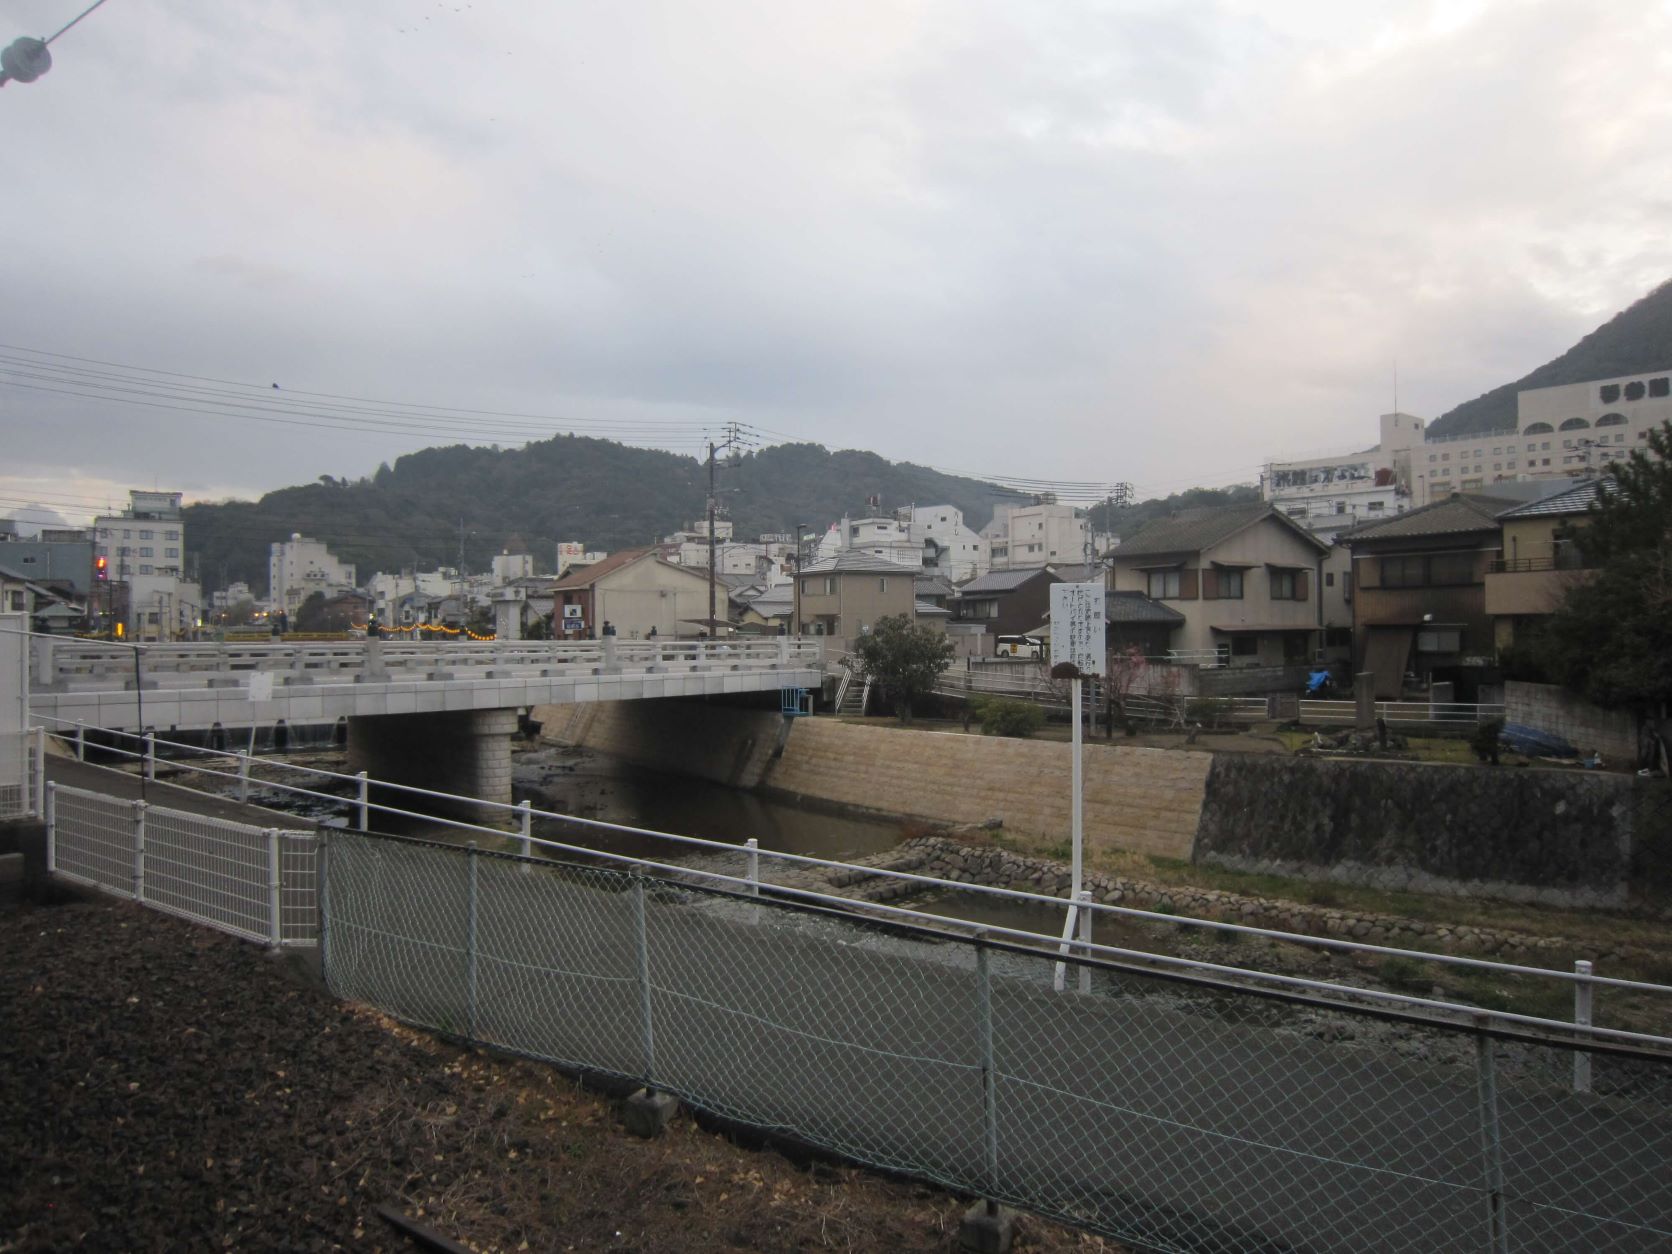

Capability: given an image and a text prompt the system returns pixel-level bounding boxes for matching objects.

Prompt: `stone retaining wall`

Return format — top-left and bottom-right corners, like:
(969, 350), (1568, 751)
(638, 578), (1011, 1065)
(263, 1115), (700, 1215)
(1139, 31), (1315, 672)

(763, 719), (1209, 860)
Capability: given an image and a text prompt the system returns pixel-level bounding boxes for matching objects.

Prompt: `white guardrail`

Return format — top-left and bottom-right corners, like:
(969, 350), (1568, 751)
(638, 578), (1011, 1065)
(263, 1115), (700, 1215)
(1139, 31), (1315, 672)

(33, 715), (1672, 1060)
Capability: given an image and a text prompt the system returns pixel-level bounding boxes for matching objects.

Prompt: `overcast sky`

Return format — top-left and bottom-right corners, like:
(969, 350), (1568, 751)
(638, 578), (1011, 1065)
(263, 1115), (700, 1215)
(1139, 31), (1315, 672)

(3, 0), (1669, 527)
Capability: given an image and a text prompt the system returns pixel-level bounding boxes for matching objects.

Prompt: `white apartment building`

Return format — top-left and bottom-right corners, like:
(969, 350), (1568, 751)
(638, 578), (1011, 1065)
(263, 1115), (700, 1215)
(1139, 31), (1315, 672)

(1415, 368), (1671, 502)
(268, 533), (357, 615)
(911, 505), (989, 581)
(1263, 412), (1424, 539)
(92, 490), (194, 640)
(984, 499), (1089, 570)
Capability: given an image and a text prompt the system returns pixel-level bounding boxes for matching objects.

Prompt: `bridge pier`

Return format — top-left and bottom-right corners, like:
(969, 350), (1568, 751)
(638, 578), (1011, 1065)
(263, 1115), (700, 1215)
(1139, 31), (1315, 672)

(346, 708), (518, 821)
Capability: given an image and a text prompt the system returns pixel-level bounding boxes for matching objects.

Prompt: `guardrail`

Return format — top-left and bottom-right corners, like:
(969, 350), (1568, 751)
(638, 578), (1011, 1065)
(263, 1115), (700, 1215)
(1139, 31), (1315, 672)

(47, 782), (316, 946)
(1299, 699), (1506, 726)
(0, 728), (46, 820)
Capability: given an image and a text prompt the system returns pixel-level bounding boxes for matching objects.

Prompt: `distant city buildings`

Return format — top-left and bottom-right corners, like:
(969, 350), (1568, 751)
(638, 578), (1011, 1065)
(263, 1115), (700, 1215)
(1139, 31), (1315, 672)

(92, 490), (198, 640)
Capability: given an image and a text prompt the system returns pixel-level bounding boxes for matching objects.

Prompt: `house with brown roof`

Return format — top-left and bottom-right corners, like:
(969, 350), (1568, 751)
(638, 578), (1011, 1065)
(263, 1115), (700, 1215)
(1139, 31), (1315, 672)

(1342, 486), (1564, 697)
(1486, 479), (1608, 651)
(1107, 503), (1331, 670)
(547, 546), (715, 639)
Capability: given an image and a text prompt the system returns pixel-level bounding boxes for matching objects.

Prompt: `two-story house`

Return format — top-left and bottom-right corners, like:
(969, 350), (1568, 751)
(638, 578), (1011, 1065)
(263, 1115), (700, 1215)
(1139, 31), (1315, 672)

(1486, 480), (1608, 651)
(794, 550), (917, 644)
(950, 568), (1061, 651)
(1107, 503), (1330, 671)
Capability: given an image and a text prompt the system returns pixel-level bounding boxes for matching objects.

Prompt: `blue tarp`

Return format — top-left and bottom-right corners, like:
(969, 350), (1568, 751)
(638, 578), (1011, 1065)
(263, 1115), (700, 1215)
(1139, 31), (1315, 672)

(1306, 670), (1332, 693)
(1499, 722), (1577, 758)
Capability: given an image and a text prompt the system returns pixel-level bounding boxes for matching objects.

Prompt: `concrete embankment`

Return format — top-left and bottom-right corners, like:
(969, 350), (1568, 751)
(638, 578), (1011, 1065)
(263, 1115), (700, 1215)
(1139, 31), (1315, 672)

(762, 718), (1209, 860)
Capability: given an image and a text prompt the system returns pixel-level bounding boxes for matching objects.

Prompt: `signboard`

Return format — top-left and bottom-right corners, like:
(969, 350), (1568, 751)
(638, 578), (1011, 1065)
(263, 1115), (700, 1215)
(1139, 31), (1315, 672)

(1049, 581), (1104, 676)
(562, 605), (583, 620)
(247, 671), (274, 702)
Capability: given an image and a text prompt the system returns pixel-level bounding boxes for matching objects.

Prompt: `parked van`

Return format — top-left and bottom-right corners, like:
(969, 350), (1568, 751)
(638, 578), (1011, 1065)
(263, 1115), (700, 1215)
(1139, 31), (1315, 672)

(995, 634), (1046, 659)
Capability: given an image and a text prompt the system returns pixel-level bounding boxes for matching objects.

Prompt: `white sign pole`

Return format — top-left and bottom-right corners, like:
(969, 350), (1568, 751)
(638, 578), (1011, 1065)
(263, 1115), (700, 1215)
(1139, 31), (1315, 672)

(1048, 582), (1103, 993)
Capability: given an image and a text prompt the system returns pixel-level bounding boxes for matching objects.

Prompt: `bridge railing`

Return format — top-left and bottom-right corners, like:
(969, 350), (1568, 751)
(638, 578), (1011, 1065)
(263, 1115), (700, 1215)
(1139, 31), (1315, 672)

(34, 635), (824, 689)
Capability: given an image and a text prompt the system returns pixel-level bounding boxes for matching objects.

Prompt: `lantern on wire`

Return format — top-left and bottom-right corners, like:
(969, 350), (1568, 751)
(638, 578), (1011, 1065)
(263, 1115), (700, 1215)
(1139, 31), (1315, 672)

(0, 36), (51, 87)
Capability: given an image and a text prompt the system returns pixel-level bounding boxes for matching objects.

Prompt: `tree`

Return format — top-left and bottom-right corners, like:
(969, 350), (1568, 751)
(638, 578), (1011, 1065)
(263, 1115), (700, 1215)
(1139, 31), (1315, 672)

(851, 614), (955, 725)
(1535, 420), (1672, 768)
(294, 591), (329, 634)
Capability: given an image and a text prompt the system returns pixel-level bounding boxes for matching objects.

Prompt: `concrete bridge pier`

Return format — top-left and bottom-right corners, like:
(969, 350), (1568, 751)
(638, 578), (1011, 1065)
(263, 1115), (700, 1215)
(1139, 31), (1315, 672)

(346, 708), (518, 822)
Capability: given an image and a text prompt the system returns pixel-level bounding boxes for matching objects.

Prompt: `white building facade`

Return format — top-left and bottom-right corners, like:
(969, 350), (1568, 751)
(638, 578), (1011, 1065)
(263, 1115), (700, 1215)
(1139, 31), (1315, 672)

(1263, 412), (1424, 540)
(268, 533), (357, 615)
(92, 490), (195, 640)
(984, 500), (1089, 570)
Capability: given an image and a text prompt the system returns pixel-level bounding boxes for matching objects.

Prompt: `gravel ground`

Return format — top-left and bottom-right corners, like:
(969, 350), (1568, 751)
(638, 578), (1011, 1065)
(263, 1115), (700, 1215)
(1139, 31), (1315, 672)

(1, 897), (1124, 1253)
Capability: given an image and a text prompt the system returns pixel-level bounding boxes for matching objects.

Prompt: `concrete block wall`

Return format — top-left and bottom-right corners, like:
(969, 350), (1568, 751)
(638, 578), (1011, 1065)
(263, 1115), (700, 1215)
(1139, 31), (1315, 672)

(1504, 681), (1640, 764)
(762, 720), (1208, 860)
(348, 707), (519, 818)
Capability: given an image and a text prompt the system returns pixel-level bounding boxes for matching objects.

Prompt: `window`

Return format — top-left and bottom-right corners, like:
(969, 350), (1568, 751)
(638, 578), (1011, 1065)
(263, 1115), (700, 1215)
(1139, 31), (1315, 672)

(1523, 422), (1553, 435)
(1216, 569), (1244, 599)
(801, 577), (835, 596)
(138, 565), (154, 575)
(1230, 634), (1258, 657)
(1270, 570), (1298, 600)
(1595, 412), (1627, 428)
(1416, 627), (1462, 653)
(139, 546), (154, 557)
(878, 577), (888, 592)
(1624, 380), (1647, 402)
(1651, 377), (1670, 398)
(1147, 569), (1181, 599)
(1381, 555), (1426, 588)
(1599, 384), (1621, 404)
(1507, 460), (1516, 469)
(165, 529), (180, 540)
(165, 547), (179, 558)
(1428, 552), (1475, 585)
(139, 529), (154, 540)
(1563, 439), (1573, 449)
(1559, 417), (1590, 431)
(1324, 572), (1335, 586)
(122, 529), (132, 539)
(1368, 501), (1384, 511)
(1442, 453), (1450, 461)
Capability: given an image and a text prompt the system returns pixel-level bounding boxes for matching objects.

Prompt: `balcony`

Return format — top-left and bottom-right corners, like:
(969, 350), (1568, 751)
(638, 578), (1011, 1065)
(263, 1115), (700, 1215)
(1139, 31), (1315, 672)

(1484, 560), (1593, 616)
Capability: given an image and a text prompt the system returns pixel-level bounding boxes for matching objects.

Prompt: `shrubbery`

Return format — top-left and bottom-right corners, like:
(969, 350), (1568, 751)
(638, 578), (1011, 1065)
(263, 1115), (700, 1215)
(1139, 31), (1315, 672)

(971, 697), (1044, 738)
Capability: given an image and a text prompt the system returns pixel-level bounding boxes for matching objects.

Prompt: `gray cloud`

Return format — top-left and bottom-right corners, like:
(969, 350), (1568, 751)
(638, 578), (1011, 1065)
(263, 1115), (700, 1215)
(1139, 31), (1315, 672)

(1, 0), (1668, 522)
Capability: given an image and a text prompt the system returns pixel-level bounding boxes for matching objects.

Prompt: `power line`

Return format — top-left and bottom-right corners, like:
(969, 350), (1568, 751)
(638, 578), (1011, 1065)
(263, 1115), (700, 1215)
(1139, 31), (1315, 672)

(46, 0), (113, 45)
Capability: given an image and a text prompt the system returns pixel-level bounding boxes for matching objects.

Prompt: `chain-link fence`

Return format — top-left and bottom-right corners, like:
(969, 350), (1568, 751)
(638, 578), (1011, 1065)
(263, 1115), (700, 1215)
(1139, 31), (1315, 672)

(48, 783), (316, 946)
(322, 831), (1672, 1252)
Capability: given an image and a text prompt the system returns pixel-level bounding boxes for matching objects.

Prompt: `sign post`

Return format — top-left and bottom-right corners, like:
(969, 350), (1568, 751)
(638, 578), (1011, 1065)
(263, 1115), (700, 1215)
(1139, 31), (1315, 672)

(1049, 582), (1104, 991)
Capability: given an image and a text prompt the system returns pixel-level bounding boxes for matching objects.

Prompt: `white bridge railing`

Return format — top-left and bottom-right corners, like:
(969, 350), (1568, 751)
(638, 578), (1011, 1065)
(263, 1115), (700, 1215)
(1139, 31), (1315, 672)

(33, 636), (824, 691)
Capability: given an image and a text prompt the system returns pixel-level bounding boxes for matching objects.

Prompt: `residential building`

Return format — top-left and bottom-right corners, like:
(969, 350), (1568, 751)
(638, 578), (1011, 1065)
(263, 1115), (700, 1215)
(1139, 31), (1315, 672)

(211, 581), (254, 611)
(268, 533), (357, 616)
(92, 490), (191, 640)
(951, 568), (1062, 649)
(548, 546), (715, 639)
(983, 498), (1089, 570)
(737, 584), (794, 633)
(911, 505), (989, 580)
(1107, 503), (1331, 670)
(0, 527), (94, 597)
(794, 549), (918, 643)
(1486, 480), (1607, 651)
(1263, 412), (1425, 538)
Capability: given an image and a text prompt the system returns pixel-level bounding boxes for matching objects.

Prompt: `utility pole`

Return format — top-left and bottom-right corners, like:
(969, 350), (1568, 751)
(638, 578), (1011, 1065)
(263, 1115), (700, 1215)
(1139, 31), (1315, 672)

(706, 422), (748, 636)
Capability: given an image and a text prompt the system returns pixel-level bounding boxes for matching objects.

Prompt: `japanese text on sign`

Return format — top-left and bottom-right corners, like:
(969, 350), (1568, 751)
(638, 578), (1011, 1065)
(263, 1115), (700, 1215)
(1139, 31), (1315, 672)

(1049, 581), (1104, 675)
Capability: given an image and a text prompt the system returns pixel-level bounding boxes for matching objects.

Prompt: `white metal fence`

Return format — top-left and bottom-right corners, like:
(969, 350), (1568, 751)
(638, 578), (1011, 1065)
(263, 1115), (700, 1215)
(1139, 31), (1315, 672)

(46, 783), (316, 946)
(0, 727), (44, 820)
(1301, 699), (1507, 726)
(325, 832), (1672, 1253)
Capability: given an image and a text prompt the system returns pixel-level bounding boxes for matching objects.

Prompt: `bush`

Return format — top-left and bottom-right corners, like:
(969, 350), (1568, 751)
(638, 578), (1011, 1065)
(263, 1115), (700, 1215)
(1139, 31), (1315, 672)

(1471, 718), (1504, 765)
(971, 697), (1044, 739)
(1186, 696), (1235, 728)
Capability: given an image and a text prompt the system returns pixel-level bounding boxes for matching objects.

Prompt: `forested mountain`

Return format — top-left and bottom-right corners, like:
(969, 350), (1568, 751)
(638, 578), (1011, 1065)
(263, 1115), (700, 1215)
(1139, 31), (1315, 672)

(184, 434), (1262, 594)
(1429, 279), (1672, 437)
(185, 437), (1018, 591)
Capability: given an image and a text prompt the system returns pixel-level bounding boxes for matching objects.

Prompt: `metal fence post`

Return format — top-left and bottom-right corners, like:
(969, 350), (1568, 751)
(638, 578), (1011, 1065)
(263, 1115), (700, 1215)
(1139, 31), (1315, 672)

(32, 726), (45, 817)
(237, 750), (250, 803)
(317, 831), (331, 988)
(144, 732), (156, 782)
(131, 800), (147, 902)
(975, 932), (1000, 1203)
(1474, 1022), (1511, 1254)
(45, 781), (57, 874)
(266, 828), (282, 948)
(356, 770), (369, 832)
(518, 799), (533, 862)
(466, 841), (480, 1040)
(745, 838), (760, 896)
(1076, 889), (1093, 995)
(1573, 959), (1594, 1094)
(633, 872), (656, 1088)
(74, 723), (85, 762)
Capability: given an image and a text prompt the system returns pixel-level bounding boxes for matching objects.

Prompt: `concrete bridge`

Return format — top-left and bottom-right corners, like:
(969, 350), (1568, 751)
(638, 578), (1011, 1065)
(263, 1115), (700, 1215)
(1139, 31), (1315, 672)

(23, 634), (823, 810)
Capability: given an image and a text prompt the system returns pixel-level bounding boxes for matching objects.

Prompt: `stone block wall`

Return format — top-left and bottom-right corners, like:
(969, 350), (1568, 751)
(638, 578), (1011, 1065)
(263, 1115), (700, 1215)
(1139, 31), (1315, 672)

(1504, 681), (1640, 764)
(1195, 754), (1642, 907)
(762, 720), (1208, 860)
